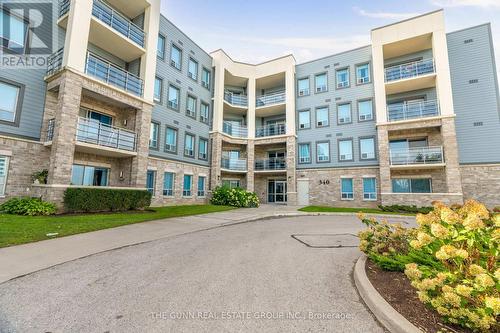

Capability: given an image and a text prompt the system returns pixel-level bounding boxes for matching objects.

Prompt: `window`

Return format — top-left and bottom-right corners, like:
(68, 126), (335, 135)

(0, 81), (21, 123)
(199, 138), (208, 160)
(200, 102), (209, 123)
(167, 85), (180, 110)
(147, 170), (156, 195)
(71, 165), (109, 186)
(157, 34), (166, 59)
(298, 143), (311, 163)
(315, 73), (328, 93)
(297, 78), (310, 96)
(358, 99), (373, 121)
(356, 63), (370, 84)
(222, 179), (240, 189)
(298, 110), (310, 129)
(165, 127), (177, 153)
(154, 77), (163, 103)
(392, 178), (432, 193)
(338, 103), (352, 124)
(316, 142), (330, 162)
(363, 178), (377, 200)
(188, 58), (198, 80)
(341, 178), (354, 200)
(0, 156), (9, 195)
(184, 133), (195, 157)
(186, 95), (197, 118)
(197, 176), (206, 197)
(336, 68), (350, 88)
(360, 137), (375, 160)
(202, 68), (211, 89)
(0, 9), (28, 53)
(339, 139), (353, 161)
(183, 174), (192, 196)
(163, 172), (174, 196)
(316, 107), (329, 127)
(149, 122), (159, 149)
(170, 44), (182, 70)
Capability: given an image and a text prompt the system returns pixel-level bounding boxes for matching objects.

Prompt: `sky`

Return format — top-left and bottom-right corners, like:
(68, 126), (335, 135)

(159, 0), (500, 79)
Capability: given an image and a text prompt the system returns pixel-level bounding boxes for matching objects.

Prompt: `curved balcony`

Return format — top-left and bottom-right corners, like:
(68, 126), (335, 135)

(255, 123), (286, 138)
(390, 146), (444, 168)
(224, 91), (248, 107)
(256, 90), (286, 108)
(255, 158), (286, 171)
(221, 158), (247, 172)
(222, 121), (248, 138)
(387, 99), (440, 122)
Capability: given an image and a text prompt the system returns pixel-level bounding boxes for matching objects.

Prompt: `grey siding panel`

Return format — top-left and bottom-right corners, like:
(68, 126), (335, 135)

(150, 16), (213, 166)
(295, 46), (378, 169)
(447, 24), (500, 164)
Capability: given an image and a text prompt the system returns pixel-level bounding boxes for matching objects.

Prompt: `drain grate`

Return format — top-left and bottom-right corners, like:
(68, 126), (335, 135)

(291, 234), (359, 248)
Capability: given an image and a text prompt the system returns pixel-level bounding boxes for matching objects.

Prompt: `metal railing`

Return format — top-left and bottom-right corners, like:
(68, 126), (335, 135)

(46, 118), (55, 141)
(255, 123), (286, 138)
(76, 117), (137, 152)
(384, 59), (435, 82)
(221, 158), (247, 171)
(59, 0), (70, 17)
(387, 99), (440, 122)
(390, 146), (444, 166)
(85, 52), (143, 96)
(92, 0), (145, 47)
(222, 121), (248, 138)
(224, 91), (248, 107)
(46, 48), (64, 76)
(256, 90), (286, 107)
(255, 158), (286, 171)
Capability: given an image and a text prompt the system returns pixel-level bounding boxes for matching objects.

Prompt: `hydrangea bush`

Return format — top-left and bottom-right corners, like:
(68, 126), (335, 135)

(358, 200), (499, 332)
(211, 186), (259, 208)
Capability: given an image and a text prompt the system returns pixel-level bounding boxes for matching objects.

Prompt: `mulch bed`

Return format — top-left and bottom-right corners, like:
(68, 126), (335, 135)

(365, 259), (472, 333)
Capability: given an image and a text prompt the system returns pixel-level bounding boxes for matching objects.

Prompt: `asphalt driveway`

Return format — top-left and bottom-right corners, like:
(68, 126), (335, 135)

(0, 215), (410, 332)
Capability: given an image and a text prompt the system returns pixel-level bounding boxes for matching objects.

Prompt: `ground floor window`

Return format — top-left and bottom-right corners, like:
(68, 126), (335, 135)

(147, 170), (156, 195)
(163, 172), (174, 197)
(0, 156), (9, 195)
(341, 178), (354, 200)
(363, 178), (377, 200)
(392, 178), (432, 193)
(183, 174), (193, 197)
(197, 176), (206, 197)
(222, 179), (240, 189)
(71, 164), (109, 186)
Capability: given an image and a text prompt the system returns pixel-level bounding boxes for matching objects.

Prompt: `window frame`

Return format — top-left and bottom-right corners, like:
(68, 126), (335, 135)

(170, 42), (183, 71)
(200, 101), (210, 124)
(0, 8), (30, 54)
(338, 138), (354, 162)
(188, 57), (199, 82)
(201, 67), (211, 90)
(157, 33), (166, 60)
(297, 77), (310, 97)
(71, 164), (110, 187)
(335, 67), (351, 89)
(186, 94), (197, 119)
(363, 177), (377, 201)
(298, 109), (311, 130)
(184, 132), (196, 158)
(356, 62), (371, 85)
(314, 72), (328, 94)
(337, 102), (352, 125)
(0, 155), (10, 196)
(198, 137), (208, 161)
(315, 106), (330, 128)
(341, 177), (354, 200)
(298, 142), (312, 164)
(0, 78), (24, 127)
(164, 125), (178, 154)
(149, 121), (160, 150)
(391, 178), (433, 193)
(316, 141), (331, 163)
(357, 98), (374, 122)
(183, 174), (193, 197)
(163, 172), (175, 197)
(359, 136), (377, 161)
(153, 76), (163, 103)
(167, 83), (180, 111)
(197, 176), (206, 197)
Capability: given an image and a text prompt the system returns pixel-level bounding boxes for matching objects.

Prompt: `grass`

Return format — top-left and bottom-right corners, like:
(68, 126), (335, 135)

(0, 205), (234, 248)
(298, 206), (415, 215)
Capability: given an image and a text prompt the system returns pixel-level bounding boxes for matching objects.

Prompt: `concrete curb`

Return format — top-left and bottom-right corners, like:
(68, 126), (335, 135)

(354, 254), (422, 333)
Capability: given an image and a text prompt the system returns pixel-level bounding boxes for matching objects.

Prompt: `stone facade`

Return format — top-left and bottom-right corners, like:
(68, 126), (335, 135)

(460, 164), (500, 208)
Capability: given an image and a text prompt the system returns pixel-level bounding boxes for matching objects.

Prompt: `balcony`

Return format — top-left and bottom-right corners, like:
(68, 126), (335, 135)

(85, 52), (143, 97)
(224, 91), (248, 108)
(46, 48), (64, 77)
(387, 99), (440, 122)
(59, 0), (70, 18)
(390, 146), (444, 168)
(221, 158), (247, 172)
(256, 90), (286, 108)
(223, 121), (248, 138)
(255, 158), (287, 171)
(384, 59), (436, 94)
(255, 123), (286, 138)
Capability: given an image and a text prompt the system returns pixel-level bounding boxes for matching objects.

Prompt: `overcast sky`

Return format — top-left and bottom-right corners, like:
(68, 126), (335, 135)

(160, 0), (500, 78)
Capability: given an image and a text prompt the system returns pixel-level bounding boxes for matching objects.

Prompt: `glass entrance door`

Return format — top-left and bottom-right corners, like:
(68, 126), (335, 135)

(268, 179), (287, 204)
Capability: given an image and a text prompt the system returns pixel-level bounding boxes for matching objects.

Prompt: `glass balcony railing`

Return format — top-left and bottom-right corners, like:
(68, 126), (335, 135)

(255, 123), (286, 138)
(221, 158), (247, 171)
(85, 52), (143, 96)
(76, 117), (137, 152)
(384, 59), (435, 83)
(390, 146), (444, 166)
(46, 48), (64, 76)
(255, 158), (287, 171)
(224, 91), (248, 107)
(222, 121), (248, 138)
(387, 99), (440, 122)
(256, 90), (286, 107)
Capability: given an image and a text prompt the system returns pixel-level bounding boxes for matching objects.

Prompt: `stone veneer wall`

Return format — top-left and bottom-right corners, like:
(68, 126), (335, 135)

(460, 164), (500, 208)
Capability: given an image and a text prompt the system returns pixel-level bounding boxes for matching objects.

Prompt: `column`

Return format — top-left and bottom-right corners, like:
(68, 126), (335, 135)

(130, 103), (153, 188)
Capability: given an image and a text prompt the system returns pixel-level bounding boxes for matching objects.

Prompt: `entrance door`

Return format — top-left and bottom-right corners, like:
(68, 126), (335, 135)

(268, 179), (287, 204)
(297, 179), (310, 206)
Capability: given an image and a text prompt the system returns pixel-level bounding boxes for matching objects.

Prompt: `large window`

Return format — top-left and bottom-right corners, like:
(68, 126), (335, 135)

(0, 81), (21, 123)
(188, 58), (198, 80)
(200, 102), (209, 123)
(392, 178), (432, 193)
(201, 68), (211, 89)
(0, 9), (28, 53)
(339, 139), (353, 161)
(338, 103), (352, 124)
(358, 99), (373, 121)
(199, 138), (208, 160)
(0, 156), (9, 195)
(197, 176), (206, 197)
(183, 174), (192, 196)
(149, 122), (159, 149)
(222, 179), (240, 189)
(184, 133), (195, 157)
(154, 77), (163, 103)
(356, 63), (371, 84)
(147, 170), (156, 195)
(163, 172), (174, 197)
(360, 137), (375, 160)
(316, 142), (330, 162)
(165, 127), (177, 153)
(71, 165), (109, 186)
(167, 85), (180, 110)
(186, 95), (197, 118)
(298, 110), (310, 129)
(315, 107), (329, 127)
(315, 73), (328, 93)
(336, 68), (350, 89)
(157, 34), (165, 59)
(170, 44), (182, 70)
(297, 78), (310, 96)
(363, 178), (377, 200)
(298, 143), (311, 163)
(341, 178), (354, 200)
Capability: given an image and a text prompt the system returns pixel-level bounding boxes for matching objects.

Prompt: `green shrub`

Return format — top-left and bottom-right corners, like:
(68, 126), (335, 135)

(211, 186), (259, 208)
(0, 197), (56, 216)
(378, 204), (433, 214)
(31, 169), (48, 184)
(63, 188), (152, 213)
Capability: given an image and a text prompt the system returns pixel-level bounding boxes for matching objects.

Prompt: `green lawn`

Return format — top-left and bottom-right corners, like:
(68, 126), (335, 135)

(298, 206), (414, 215)
(0, 205), (234, 248)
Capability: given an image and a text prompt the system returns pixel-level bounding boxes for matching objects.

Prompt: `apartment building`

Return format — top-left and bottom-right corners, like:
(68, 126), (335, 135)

(0, 3), (498, 209)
